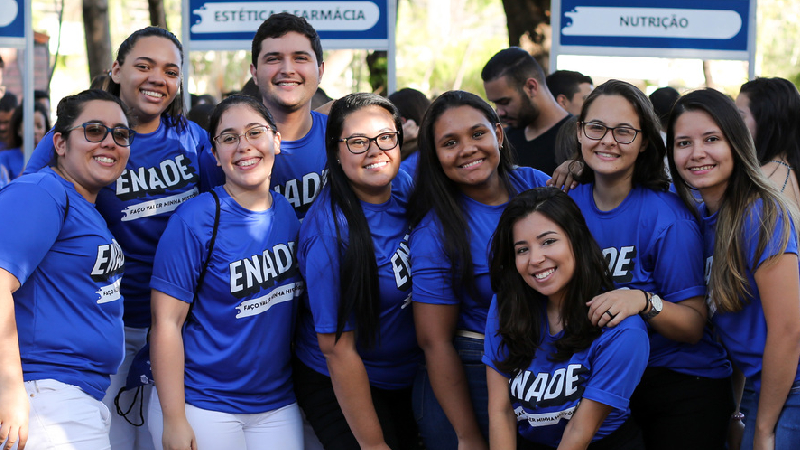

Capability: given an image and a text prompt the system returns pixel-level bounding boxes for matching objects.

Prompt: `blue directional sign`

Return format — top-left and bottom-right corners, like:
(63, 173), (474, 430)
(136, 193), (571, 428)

(187, 0), (391, 50)
(0, 0), (25, 47)
(551, 0), (755, 60)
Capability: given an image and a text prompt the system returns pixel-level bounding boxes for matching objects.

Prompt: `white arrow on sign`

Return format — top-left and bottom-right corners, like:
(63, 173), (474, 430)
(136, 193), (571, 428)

(0, 0), (19, 27)
(563, 7), (742, 40)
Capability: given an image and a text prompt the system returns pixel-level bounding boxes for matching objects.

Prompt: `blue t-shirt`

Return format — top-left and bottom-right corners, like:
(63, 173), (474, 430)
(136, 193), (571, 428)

(400, 151), (419, 180)
(271, 111), (328, 220)
(295, 171), (421, 389)
(410, 167), (550, 333)
(570, 184), (730, 378)
(0, 169), (125, 401)
(150, 186), (301, 414)
(701, 202), (800, 391)
(25, 118), (220, 328)
(484, 296), (648, 448)
(0, 148), (24, 188)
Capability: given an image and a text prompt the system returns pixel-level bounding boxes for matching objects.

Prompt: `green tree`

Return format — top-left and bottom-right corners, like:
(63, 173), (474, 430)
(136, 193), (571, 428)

(756, 0), (800, 85)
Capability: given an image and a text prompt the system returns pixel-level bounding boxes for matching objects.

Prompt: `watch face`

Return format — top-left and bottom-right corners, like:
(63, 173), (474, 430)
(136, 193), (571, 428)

(652, 294), (663, 311)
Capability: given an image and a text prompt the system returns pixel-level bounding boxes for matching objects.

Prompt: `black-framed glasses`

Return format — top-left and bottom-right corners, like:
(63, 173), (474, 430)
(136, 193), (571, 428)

(66, 123), (135, 147)
(581, 122), (641, 144)
(213, 125), (274, 148)
(338, 131), (400, 154)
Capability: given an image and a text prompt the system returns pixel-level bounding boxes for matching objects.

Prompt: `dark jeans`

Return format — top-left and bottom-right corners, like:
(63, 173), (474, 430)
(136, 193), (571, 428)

(740, 381), (800, 450)
(630, 367), (734, 450)
(412, 336), (489, 450)
(293, 358), (421, 450)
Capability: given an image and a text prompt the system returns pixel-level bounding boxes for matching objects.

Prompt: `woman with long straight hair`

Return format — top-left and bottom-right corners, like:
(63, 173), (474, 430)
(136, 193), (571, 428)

(23, 27), (220, 450)
(293, 93), (422, 450)
(737, 77), (800, 210)
(568, 80), (733, 450)
(485, 187), (649, 449)
(408, 90), (550, 450)
(668, 88), (800, 450)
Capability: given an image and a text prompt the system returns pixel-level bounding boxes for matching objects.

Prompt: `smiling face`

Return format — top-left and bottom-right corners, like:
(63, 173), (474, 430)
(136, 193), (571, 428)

(735, 93), (758, 140)
(213, 104), (281, 195)
(250, 31), (324, 114)
(434, 105), (504, 195)
(579, 94), (644, 183)
(110, 35), (182, 132)
(337, 105), (400, 203)
(672, 110), (734, 212)
(513, 211), (575, 305)
(54, 100), (131, 200)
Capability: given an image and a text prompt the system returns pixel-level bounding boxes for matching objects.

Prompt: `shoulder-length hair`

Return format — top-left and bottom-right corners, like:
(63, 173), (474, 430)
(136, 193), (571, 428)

(739, 77), (800, 189)
(666, 88), (798, 312)
(323, 92), (403, 346)
(7, 103), (50, 148)
(575, 79), (669, 191)
(489, 187), (610, 374)
(408, 90), (516, 299)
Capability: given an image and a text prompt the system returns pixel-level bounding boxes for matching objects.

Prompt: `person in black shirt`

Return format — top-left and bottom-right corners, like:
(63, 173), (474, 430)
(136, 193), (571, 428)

(481, 48), (569, 175)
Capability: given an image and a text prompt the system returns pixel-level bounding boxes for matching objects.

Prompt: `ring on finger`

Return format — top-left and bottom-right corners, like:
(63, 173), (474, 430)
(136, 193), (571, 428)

(604, 310), (616, 319)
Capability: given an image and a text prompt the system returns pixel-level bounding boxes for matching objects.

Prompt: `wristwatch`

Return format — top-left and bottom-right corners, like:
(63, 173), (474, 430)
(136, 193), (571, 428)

(641, 293), (663, 320)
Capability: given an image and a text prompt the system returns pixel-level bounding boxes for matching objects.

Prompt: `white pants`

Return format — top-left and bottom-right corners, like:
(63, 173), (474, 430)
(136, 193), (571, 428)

(148, 388), (304, 450)
(16, 379), (111, 450)
(101, 326), (155, 450)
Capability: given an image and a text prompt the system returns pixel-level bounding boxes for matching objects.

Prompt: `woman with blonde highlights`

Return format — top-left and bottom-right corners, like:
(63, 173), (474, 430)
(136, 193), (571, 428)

(668, 88), (800, 450)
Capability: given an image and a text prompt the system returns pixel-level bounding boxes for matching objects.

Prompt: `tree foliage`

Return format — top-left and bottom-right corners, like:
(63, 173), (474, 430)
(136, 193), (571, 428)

(500, 0), (551, 67)
(756, 0), (800, 85)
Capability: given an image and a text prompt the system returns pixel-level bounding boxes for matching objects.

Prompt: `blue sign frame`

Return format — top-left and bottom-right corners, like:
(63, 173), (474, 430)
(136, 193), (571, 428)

(187, 0), (391, 50)
(551, 0), (755, 61)
(0, 0), (25, 47)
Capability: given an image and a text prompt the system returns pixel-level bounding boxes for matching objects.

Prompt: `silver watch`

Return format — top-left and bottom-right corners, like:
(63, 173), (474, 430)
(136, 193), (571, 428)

(641, 293), (663, 320)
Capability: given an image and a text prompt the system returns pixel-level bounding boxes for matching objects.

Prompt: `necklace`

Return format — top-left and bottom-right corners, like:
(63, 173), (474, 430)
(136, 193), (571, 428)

(768, 160), (793, 193)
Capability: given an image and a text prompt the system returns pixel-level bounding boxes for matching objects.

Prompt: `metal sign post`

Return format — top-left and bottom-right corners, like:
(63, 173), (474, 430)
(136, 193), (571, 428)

(0, 0), (33, 161)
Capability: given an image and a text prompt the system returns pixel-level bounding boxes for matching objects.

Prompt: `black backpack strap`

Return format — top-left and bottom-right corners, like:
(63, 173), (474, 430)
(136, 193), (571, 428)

(196, 189), (221, 295)
(63, 190), (69, 223)
(115, 190), (221, 427)
(186, 190), (221, 321)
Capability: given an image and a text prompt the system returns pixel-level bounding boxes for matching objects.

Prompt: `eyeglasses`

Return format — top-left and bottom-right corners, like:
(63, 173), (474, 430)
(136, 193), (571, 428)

(338, 131), (400, 154)
(66, 123), (135, 147)
(213, 125), (273, 148)
(581, 122), (641, 144)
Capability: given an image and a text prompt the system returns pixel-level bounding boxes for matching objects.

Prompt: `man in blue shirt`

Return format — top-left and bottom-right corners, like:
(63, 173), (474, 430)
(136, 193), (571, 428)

(250, 13), (328, 220)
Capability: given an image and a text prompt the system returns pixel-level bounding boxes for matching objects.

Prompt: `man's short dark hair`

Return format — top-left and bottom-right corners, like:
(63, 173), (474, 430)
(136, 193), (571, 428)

(0, 93), (18, 113)
(251, 12), (323, 67)
(0, 55), (4, 69)
(481, 47), (546, 89)
(34, 90), (49, 102)
(649, 86), (680, 126)
(546, 70), (593, 100)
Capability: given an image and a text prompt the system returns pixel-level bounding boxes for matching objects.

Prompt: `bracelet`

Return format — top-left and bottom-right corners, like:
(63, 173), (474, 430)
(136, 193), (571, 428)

(731, 412), (745, 421)
(639, 290), (649, 313)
